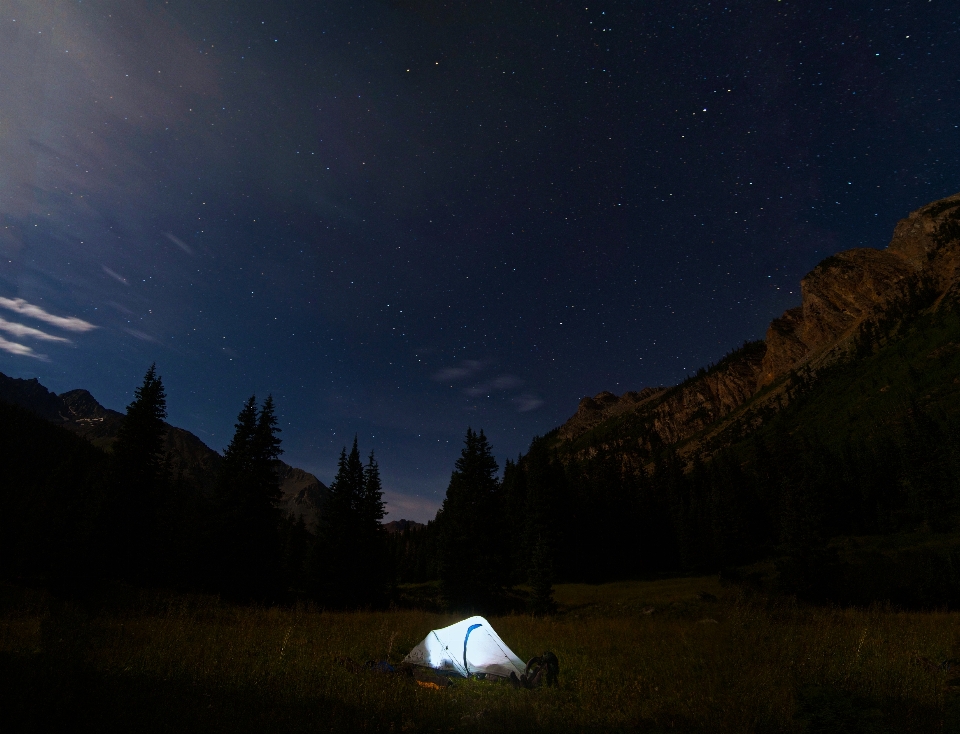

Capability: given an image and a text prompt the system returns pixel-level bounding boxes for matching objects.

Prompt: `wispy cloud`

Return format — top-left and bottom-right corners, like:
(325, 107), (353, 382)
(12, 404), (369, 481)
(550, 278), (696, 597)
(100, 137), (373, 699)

(514, 393), (544, 412)
(0, 317), (71, 343)
(102, 266), (129, 286)
(463, 374), (523, 397)
(0, 335), (46, 360)
(432, 360), (537, 409)
(0, 297), (97, 333)
(123, 328), (158, 343)
(164, 232), (193, 255)
(432, 359), (485, 382)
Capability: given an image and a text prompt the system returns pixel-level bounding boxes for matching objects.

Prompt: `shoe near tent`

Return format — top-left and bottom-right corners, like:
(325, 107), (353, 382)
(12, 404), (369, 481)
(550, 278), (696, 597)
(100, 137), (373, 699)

(403, 616), (526, 679)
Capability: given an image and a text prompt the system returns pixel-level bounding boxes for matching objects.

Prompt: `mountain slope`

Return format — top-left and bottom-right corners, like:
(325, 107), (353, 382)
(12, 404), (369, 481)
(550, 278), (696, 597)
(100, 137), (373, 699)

(0, 373), (328, 528)
(553, 191), (960, 464)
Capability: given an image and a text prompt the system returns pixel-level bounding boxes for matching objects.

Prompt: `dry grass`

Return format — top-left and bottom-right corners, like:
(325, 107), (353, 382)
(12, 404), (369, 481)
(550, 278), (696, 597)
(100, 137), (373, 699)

(2, 578), (959, 732)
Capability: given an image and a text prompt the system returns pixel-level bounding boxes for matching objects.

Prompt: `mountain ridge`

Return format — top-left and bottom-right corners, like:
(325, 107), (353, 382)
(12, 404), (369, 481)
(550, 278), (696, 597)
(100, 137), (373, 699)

(554, 191), (960, 464)
(0, 372), (328, 529)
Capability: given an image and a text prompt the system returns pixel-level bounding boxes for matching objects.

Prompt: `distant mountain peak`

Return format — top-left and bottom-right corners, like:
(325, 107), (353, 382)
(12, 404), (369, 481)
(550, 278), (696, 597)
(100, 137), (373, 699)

(383, 519), (425, 533)
(0, 371), (329, 529)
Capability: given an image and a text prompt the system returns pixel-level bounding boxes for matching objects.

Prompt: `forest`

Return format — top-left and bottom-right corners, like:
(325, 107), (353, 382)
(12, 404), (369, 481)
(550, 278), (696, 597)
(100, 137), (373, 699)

(4, 290), (960, 613)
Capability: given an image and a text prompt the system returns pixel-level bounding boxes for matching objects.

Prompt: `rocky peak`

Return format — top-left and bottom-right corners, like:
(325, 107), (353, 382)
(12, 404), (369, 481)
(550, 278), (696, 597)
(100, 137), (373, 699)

(759, 192), (960, 387)
(555, 190), (960, 459)
(60, 389), (107, 417)
(0, 374), (65, 422)
(559, 387), (668, 441)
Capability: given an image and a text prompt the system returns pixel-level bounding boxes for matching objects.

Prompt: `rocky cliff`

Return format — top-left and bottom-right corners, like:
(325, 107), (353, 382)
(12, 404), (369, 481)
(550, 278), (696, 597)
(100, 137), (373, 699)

(556, 191), (960, 459)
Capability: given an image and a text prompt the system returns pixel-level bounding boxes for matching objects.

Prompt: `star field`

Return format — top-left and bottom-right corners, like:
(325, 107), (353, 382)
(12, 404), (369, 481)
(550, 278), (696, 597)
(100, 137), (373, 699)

(0, 1), (958, 520)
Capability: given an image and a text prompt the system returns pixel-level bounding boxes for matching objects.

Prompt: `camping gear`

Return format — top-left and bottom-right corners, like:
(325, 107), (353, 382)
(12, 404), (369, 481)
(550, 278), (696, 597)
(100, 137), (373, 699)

(522, 651), (560, 688)
(403, 616), (527, 680)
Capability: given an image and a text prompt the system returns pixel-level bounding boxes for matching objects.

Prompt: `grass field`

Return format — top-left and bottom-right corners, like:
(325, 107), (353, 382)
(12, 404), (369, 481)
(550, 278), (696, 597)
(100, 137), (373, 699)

(2, 577), (960, 732)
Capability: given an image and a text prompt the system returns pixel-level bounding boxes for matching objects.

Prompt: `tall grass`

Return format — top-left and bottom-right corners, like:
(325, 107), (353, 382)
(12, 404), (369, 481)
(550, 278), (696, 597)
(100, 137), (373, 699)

(2, 578), (958, 732)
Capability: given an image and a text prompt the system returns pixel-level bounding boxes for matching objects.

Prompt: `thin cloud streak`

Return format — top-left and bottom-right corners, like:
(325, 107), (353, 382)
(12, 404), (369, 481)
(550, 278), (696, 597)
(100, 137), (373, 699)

(463, 374), (523, 397)
(515, 393), (544, 412)
(432, 359), (485, 382)
(0, 297), (97, 332)
(102, 266), (129, 285)
(0, 317), (71, 343)
(164, 232), (193, 255)
(123, 328), (158, 343)
(0, 334), (46, 359)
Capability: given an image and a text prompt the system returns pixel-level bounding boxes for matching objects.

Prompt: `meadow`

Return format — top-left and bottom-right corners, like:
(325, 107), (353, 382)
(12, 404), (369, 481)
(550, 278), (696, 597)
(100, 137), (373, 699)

(2, 577), (959, 733)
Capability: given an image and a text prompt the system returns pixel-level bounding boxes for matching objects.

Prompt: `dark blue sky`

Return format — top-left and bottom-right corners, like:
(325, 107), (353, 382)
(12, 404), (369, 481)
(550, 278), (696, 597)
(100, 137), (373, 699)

(1, 0), (958, 521)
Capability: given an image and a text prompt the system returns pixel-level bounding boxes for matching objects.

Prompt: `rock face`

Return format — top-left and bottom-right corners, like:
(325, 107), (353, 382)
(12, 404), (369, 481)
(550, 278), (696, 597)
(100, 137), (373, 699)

(757, 249), (924, 387)
(649, 343), (766, 446)
(556, 191), (960, 457)
(0, 375), (68, 422)
(758, 193), (960, 387)
(276, 463), (329, 531)
(559, 342), (766, 450)
(558, 387), (665, 441)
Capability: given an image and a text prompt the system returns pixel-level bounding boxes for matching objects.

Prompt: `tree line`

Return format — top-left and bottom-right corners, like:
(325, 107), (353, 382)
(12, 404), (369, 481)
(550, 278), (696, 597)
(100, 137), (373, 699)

(0, 365), (388, 606)
(389, 404), (960, 610)
(5, 353), (960, 611)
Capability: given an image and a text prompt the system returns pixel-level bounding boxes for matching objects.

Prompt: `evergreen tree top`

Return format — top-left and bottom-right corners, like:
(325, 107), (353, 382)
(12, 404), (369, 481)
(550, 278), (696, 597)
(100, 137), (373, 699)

(452, 427), (499, 485)
(114, 363), (168, 470)
(124, 363), (167, 424)
(363, 450), (387, 525)
(253, 394), (283, 463)
(328, 436), (365, 511)
(223, 395), (258, 468)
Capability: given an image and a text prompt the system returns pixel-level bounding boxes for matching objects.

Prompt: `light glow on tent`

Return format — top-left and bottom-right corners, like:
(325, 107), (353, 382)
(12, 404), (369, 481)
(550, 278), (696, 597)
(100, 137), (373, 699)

(403, 616), (527, 679)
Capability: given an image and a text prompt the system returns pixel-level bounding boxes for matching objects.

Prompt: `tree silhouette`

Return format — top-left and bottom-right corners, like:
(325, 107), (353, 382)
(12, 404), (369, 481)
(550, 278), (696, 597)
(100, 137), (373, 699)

(215, 394), (283, 600)
(437, 428), (505, 611)
(108, 364), (169, 582)
(310, 437), (382, 607)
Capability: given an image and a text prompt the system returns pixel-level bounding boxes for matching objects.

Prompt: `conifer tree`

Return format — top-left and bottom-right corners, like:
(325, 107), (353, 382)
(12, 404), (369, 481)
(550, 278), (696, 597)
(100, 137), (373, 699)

(528, 533), (556, 615)
(362, 451), (387, 531)
(216, 394), (284, 600)
(437, 428), (504, 611)
(311, 437), (368, 606)
(109, 364), (169, 582)
(519, 440), (562, 603)
(500, 457), (528, 582)
(359, 450), (388, 603)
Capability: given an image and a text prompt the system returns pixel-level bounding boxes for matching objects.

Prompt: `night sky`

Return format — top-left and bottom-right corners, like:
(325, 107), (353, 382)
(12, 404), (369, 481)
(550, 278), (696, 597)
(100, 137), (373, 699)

(1, 0), (958, 521)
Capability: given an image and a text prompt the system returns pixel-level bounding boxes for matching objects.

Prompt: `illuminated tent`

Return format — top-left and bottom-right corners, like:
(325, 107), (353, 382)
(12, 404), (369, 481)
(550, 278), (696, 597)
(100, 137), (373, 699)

(403, 616), (526, 679)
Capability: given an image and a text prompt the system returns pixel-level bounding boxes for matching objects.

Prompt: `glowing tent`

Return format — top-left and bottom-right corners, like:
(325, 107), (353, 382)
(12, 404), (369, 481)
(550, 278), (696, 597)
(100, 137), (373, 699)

(403, 616), (526, 679)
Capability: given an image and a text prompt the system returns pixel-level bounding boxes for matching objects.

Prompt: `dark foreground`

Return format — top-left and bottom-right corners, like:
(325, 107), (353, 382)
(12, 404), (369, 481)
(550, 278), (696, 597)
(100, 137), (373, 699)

(2, 577), (960, 733)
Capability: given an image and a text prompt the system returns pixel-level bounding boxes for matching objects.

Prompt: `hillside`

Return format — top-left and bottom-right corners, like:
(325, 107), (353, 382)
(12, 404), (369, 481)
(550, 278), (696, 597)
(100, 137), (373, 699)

(0, 373), (328, 528)
(552, 191), (960, 465)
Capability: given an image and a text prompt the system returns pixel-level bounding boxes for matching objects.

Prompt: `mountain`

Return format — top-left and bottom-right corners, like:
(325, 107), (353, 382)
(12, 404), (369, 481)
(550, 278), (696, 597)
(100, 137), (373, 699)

(0, 373), (328, 526)
(383, 519), (425, 533)
(553, 191), (960, 465)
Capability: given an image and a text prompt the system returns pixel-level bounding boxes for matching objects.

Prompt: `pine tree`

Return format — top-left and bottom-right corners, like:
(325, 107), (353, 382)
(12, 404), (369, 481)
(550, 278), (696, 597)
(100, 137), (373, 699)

(359, 450), (388, 604)
(109, 364), (169, 582)
(528, 533), (556, 615)
(500, 456), (529, 584)
(252, 396), (283, 505)
(361, 451), (387, 531)
(519, 440), (563, 604)
(437, 428), (504, 611)
(311, 437), (368, 606)
(215, 394), (284, 600)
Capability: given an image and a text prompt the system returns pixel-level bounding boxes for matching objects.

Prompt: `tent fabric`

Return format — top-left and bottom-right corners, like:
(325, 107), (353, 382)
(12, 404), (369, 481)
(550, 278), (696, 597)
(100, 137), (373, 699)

(403, 616), (526, 679)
